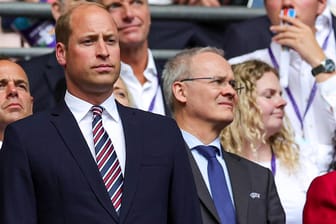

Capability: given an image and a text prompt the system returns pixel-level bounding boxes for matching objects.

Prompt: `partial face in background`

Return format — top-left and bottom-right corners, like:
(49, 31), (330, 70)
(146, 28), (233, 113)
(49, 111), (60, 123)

(102, 0), (151, 48)
(264, 0), (326, 29)
(0, 60), (33, 127)
(56, 4), (121, 100)
(113, 78), (130, 106)
(256, 71), (287, 138)
(176, 52), (238, 129)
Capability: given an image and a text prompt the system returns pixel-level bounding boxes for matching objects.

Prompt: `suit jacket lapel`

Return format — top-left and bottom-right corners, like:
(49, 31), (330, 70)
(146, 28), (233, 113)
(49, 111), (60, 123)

(50, 101), (119, 222)
(186, 146), (221, 223)
(223, 151), (250, 224)
(117, 104), (143, 223)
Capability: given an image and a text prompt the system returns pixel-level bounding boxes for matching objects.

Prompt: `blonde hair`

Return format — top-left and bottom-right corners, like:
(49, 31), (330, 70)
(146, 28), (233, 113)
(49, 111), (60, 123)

(220, 60), (299, 171)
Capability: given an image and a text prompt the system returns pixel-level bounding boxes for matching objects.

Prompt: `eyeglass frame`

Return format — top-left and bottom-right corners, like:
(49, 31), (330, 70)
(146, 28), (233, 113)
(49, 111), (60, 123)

(178, 76), (244, 94)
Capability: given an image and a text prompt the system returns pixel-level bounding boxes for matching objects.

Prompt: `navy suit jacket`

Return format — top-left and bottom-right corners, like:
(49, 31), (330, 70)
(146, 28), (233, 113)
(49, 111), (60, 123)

(187, 148), (285, 224)
(223, 14), (336, 59)
(0, 101), (201, 224)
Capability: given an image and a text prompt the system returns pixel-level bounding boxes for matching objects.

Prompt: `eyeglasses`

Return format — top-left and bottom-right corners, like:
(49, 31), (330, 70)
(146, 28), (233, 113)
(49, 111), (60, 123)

(179, 76), (244, 94)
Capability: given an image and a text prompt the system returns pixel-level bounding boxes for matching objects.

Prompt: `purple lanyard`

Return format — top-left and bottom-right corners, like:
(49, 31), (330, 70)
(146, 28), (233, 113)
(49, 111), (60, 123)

(271, 150), (276, 176)
(267, 30), (330, 130)
(148, 75), (160, 112)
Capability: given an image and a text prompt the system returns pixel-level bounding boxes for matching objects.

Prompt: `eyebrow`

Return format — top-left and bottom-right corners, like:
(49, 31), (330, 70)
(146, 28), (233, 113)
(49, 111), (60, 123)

(0, 78), (29, 86)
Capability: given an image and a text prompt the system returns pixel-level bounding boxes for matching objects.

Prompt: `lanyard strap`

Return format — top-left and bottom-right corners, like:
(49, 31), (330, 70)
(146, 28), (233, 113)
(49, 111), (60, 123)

(268, 47), (318, 131)
(271, 150), (276, 176)
(148, 74), (161, 112)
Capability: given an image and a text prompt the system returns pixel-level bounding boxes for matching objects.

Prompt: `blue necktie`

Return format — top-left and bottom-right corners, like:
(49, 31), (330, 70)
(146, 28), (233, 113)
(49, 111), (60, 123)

(194, 145), (236, 224)
(92, 106), (123, 214)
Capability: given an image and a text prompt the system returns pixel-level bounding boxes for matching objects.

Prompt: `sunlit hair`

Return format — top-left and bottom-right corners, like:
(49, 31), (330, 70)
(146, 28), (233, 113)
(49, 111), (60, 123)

(55, 1), (107, 48)
(220, 60), (299, 171)
(162, 46), (224, 115)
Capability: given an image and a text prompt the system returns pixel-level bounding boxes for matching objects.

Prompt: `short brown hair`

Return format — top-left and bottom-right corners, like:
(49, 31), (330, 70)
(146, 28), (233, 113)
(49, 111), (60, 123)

(55, 2), (107, 48)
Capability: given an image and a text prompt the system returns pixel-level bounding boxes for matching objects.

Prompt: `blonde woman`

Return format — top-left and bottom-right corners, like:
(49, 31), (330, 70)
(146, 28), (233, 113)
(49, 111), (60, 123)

(221, 60), (318, 224)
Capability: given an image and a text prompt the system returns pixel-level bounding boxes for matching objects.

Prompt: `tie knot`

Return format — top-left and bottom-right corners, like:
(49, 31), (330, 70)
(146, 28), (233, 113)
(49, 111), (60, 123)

(194, 145), (219, 160)
(91, 106), (104, 117)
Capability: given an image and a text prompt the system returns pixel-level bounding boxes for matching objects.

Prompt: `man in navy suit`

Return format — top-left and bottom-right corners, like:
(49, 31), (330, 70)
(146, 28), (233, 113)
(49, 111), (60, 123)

(0, 2), (201, 223)
(162, 47), (285, 224)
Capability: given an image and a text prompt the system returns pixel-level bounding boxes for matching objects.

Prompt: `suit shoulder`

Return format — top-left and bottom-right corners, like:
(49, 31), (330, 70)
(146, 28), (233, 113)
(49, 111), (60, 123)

(8, 110), (50, 130)
(120, 105), (175, 123)
(224, 151), (272, 174)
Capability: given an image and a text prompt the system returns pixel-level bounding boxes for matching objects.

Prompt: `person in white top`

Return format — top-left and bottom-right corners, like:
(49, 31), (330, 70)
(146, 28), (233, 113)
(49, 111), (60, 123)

(221, 60), (319, 224)
(0, 60), (33, 148)
(329, 0), (336, 15)
(99, 0), (167, 115)
(229, 0), (336, 174)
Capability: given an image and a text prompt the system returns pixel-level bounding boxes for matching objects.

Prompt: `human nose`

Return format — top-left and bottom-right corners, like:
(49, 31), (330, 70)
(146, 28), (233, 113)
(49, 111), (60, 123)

(96, 38), (110, 58)
(6, 82), (18, 98)
(121, 4), (134, 19)
(275, 95), (287, 108)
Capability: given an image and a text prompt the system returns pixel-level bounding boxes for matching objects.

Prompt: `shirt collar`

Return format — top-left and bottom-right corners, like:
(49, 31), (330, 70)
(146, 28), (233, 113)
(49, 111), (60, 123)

(64, 91), (120, 123)
(181, 129), (223, 156)
(316, 7), (332, 33)
(120, 49), (158, 82)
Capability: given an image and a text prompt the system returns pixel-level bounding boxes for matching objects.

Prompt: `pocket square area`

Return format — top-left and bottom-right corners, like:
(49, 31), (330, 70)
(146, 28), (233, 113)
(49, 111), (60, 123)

(250, 192), (261, 199)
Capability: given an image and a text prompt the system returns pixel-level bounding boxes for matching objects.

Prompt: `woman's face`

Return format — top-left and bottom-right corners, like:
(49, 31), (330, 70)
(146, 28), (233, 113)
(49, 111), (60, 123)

(256, 71), (287, 138)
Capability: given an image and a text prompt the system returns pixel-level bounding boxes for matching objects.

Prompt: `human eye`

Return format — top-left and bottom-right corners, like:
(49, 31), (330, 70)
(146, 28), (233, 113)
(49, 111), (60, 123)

(106, 37), (117, 45)
(81, 38), (94, 46)
(17, 84), (28, 91)
(132, 0), (144, 6)
(107, 2), (122, 11)
(114, 90), (126, 99)
(0, 80), (6, 89)
(262, 90), (275, 99)
(228, 80), (237, 89)
(14, 81), (28, 91)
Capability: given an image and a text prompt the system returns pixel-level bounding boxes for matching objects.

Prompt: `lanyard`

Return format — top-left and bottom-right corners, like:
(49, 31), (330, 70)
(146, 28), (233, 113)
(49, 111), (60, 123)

(268, 47), (317, 131)
(148, 74), (160, 112)
(267, 29), (330, 131)
(271, 150), (276, 176)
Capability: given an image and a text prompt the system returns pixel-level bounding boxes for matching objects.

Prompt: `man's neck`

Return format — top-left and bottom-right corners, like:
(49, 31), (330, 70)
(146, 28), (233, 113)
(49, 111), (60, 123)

(121, 43), (149, 85)
(176, 114), (223, 145)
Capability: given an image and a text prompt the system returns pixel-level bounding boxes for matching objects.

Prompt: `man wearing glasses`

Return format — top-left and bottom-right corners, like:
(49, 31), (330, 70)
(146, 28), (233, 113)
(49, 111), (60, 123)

(162, 47), (285, 224)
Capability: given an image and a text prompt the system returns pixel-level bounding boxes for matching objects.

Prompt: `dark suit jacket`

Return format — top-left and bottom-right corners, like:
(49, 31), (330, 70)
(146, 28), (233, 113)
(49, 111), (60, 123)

(223, 14), (336, 59)
(18, 52), (66, 113)
(0, 101), (202, 224)
(187, 148), (285, 224)
(303, 171), (336, 224)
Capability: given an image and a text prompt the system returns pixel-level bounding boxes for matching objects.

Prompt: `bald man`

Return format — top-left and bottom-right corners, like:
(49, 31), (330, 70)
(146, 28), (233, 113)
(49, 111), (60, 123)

(0, 60), (33, 146)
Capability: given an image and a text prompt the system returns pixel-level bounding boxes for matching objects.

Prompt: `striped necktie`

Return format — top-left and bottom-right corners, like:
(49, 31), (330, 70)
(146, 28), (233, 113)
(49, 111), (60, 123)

(91, 106), (123, 214)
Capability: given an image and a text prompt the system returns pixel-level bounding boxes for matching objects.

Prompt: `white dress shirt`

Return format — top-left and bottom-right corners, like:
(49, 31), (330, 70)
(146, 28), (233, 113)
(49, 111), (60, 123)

(120, 49), (165, 115)
(258, 141), (319, 224)
(65, 91), (126, 174)
(181, 130), (235, 207)
(229, 8), (336, 173)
